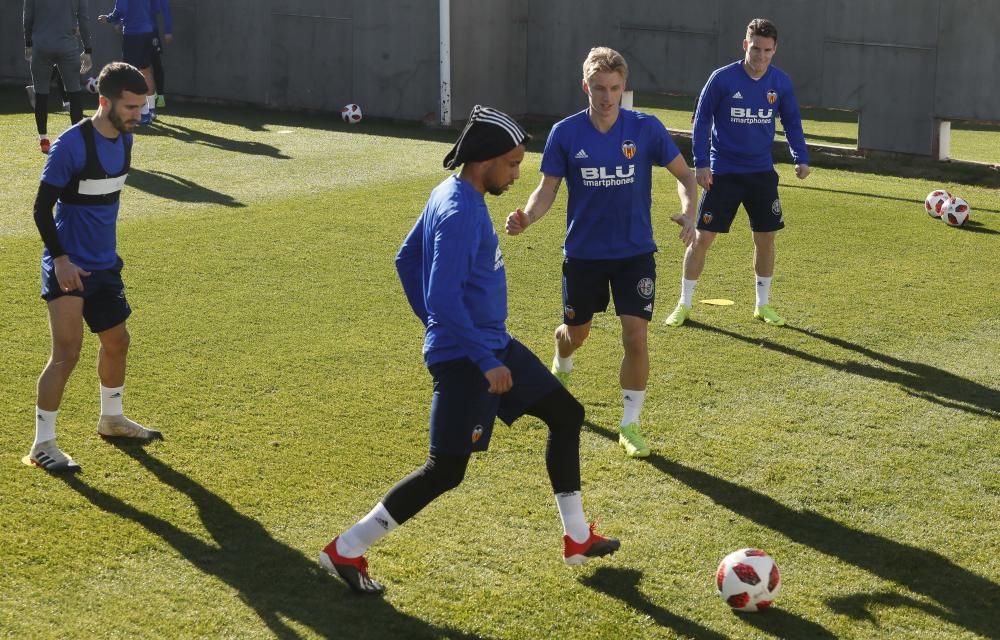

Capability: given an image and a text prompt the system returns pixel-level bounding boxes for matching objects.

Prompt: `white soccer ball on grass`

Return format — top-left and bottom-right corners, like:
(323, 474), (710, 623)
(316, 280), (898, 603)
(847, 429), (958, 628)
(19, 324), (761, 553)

(924, 189), (951, 218)
(715, 548), (781, 612)
(342, 103), (363, 124)
(941, 196), (971, 227)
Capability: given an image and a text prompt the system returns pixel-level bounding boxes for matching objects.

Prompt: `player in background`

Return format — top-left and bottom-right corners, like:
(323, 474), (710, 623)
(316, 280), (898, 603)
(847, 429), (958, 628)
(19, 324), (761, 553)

(664, 18), (810, 328)
(505, 47), (697, 459)
(320, 106), (620, 595)
(25, 62), (161, 473)
(99, 0), (173, 124)
(23, 0), (94, 153)
(151, 0), (172, 109)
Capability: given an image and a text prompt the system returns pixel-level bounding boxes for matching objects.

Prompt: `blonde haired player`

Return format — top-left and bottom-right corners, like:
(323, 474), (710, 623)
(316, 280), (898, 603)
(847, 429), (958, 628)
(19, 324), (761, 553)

(506, 47), (697, 458)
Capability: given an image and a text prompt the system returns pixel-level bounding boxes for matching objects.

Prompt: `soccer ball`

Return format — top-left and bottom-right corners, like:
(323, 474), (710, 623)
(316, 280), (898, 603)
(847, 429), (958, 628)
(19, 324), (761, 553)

(85, 77), (99, 94)
(342, 103), (362, 124)
(941, 196), (971, 227)
(716, 548), (781, 612)
(924, 189), (951, 218)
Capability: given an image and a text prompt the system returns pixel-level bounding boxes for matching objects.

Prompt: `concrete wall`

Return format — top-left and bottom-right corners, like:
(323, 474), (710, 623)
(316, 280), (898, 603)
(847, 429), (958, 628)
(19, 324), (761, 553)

(517, 0), (1000, 155)
(3, 0), (998, 155)
(4, 0), (440, 120)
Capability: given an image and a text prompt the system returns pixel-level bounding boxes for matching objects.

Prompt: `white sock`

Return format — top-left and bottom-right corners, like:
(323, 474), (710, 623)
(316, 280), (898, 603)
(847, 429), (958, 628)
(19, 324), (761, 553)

(553, 351), (573, 373)
(100, 385), (124, 416)
(756, 276), (772, 307)
(34, 407), (57, 447)
(146, 95), (155, 110)
(680, 278), (697, 306)
(555, 491), (589, 544)
(336, 502), (399, 558)
(141, 102), (150, 115)
(621, 389), (646, 427)
(39, 133), (48, 141)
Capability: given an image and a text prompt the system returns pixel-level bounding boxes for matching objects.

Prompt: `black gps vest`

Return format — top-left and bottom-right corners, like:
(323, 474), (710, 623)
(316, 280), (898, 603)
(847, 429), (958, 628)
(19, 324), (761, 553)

(59, 119), (132, 206)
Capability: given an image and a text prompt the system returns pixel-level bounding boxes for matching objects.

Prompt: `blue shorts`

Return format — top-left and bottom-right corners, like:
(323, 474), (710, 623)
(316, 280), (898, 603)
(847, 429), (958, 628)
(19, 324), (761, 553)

(697, 170), (783, 233)
(41, 258), (132, 333)
(427, 338), (562, 456)
(122, 33), (156, 70)
(561, 252), (656, 325)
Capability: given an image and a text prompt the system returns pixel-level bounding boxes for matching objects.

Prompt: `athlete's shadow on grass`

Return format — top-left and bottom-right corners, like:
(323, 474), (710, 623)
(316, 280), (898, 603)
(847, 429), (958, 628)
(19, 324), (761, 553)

(686, 321), (999, 419)
(955, 219), (999, 234)
(143, 120), (291, 159)
(582, 422), (1000, 638)
(59, 445), (479, 640)
(128, 168), (245, 208)
(581, 567), (836, 639)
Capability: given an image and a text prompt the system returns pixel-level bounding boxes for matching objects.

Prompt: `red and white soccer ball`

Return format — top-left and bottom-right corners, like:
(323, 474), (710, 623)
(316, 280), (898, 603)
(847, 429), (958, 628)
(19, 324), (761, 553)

(924, 189), (951, 218)
(342, 103), (363, 124)
(941, 196), (971, 227)
(716, 548), (781, 612)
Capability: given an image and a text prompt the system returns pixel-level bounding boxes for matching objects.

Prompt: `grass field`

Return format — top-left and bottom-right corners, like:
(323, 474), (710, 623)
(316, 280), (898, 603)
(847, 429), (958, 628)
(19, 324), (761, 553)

(1, 86), (998, 639)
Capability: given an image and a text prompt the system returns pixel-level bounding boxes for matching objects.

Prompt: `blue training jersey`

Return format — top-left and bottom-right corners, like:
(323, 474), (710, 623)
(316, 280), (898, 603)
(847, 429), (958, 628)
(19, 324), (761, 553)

(540, 109), (680, 260)
(106, 0), (172, 35)
(396, 175), (511, 374)
(693, 61), (809, 174)
(40, 123), (132, 273)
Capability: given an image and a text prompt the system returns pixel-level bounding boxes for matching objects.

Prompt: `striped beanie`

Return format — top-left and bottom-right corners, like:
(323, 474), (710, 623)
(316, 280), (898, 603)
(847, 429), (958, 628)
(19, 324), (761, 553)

(443, 105), (531, 169)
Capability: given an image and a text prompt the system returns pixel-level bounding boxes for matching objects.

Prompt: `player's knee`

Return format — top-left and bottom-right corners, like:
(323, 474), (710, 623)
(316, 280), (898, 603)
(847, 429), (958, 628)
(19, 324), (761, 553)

(102, 329), (130, 357)
(50, 341), (82, 368)
(561, 325), (589, 349)
(424, 452), (469, 492)
(693, 230), (716, 252)
(621, 329), (648, 355)
(548, 388), (585, 433)
(563, 395), (585, 431)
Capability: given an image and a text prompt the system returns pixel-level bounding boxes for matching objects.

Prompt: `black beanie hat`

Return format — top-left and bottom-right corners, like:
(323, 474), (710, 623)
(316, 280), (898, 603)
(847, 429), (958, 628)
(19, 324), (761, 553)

(443, 105), (531, 170)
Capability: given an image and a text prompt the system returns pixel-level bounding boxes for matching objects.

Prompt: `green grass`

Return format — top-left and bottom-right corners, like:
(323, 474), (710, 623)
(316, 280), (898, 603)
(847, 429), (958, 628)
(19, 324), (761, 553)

(635, 91), (1000, 164)
(1, 86), (999, 639)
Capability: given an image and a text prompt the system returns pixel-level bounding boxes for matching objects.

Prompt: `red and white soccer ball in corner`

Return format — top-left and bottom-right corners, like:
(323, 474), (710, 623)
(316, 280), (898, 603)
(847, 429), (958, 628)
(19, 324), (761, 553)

(924, 189), (951, 218)
(716, 548), (781, 612)
(342, 103), (363, 124)
(941, 196), (971, 227)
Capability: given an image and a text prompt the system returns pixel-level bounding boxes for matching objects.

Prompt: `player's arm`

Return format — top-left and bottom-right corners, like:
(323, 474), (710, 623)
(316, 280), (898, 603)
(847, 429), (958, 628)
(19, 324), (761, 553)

(36, 135), (92, 292)
(33, 183), (91, 292)
(665, 154), (698, 245)
(76, 0), (94, 55)
(99, 0), (125, 25)
(505, 174), (561, 235)
(24, 0), (35, 55)
(426, 213), (504, 376)
(157, 0), (174, 40)
(395, 214), (429, 325)
(778, 82), (811, 179)
(692, 75), (722, 190)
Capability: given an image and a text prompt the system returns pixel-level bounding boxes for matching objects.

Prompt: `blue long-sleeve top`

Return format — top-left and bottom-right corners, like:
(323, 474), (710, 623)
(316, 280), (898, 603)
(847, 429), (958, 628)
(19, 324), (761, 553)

(396, 175), (511, 374)
(693, 61), (809, 173)
(106, 0), (172, 35)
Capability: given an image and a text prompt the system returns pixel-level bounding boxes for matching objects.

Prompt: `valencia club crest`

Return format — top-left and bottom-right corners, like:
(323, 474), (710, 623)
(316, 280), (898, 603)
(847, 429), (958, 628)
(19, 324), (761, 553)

(622, 140), (636, 159)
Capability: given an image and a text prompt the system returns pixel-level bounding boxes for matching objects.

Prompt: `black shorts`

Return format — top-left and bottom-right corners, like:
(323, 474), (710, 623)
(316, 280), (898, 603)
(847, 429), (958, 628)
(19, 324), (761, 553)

(697, 170), (784, 233)
(122, 33), (156, 70)
(561, 252), (656, 325)
(427, 338), (562, 456)
(41, 258), (132, 333)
